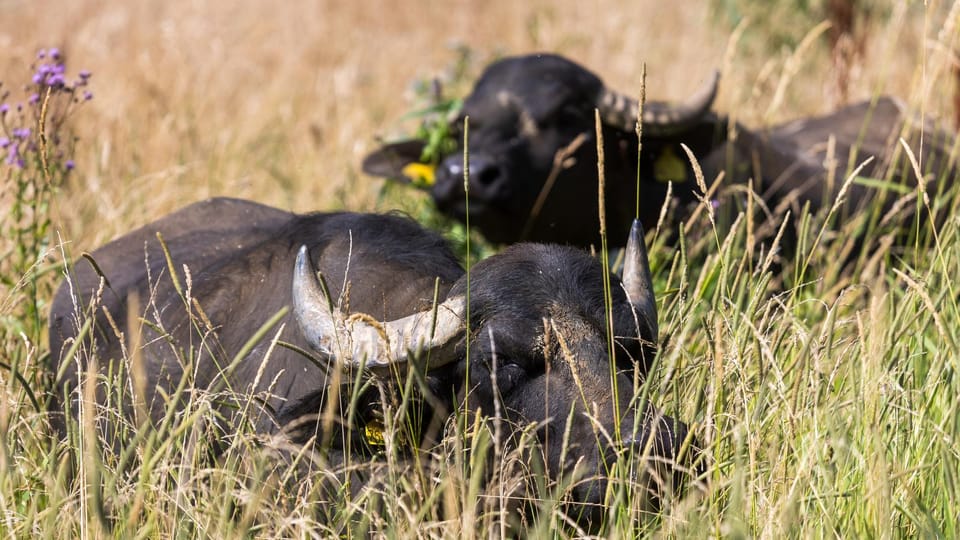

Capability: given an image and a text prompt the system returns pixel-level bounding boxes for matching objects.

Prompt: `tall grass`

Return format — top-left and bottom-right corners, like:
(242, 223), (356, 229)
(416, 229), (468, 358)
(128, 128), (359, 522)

(2, 0), (960, 537)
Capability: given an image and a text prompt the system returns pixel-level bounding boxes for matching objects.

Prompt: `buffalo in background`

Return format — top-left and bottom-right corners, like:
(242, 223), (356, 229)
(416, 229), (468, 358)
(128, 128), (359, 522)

(363, 53), (958, 250)
(48, 197), (699, 526)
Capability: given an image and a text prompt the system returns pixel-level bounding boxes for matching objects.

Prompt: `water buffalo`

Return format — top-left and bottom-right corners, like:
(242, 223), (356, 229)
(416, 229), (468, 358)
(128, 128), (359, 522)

(363, 53), (957, 248)
(719, 96), (957, 239)
(363, 53), (722, 247)
(49, 197), (698, 524)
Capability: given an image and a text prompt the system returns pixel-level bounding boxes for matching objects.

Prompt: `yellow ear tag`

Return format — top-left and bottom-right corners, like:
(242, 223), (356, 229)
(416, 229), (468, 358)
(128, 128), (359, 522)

(364, 421), (386, 447)
(401, 162), (437, 187)
(653, 146), (688, 183)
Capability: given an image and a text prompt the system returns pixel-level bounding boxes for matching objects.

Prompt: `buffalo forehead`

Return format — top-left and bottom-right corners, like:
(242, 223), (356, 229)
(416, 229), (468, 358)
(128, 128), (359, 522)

(541, 304), (611, 362)
(492, 90), (540, 138)
(541, 310), (618, 405)
(467, 57), (598, 125)
(475, 303), (608, 365)
(479, 54), (602, 97)
(463, 244), (618, 329)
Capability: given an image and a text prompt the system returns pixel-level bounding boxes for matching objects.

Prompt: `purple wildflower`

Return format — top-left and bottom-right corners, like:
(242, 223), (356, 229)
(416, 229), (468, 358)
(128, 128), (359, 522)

(74, 70), (92, 88)
(32, 63), (68, 87)
(6, 145), (24, 168)
(46, 73), (65, 87)
(2, 47), (94, 172)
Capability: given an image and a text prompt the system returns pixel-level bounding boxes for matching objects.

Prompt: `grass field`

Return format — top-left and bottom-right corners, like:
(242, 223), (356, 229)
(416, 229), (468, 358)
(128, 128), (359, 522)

(2, 0), (960, 537)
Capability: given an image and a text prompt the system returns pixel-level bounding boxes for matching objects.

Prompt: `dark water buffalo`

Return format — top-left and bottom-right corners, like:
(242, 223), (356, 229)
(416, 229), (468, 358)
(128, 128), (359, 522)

(363, 53), (957, 248)
(364, 53), (721, 247)
(49, 197), (698, 523)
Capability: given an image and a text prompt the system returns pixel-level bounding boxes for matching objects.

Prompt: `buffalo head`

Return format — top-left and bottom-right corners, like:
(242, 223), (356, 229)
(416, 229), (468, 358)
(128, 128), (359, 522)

(292, 218), (697, 519)
(363, 53), (722, 247)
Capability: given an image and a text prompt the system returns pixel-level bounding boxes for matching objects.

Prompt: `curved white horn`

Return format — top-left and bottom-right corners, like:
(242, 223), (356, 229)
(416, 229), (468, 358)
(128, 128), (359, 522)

(597, 70), (720, 136)
(292, 246), (465, 369)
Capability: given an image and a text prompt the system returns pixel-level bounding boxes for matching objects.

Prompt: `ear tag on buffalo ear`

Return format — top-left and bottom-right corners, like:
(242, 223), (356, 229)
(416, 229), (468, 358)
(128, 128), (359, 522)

(364, 420), (387, 447)
(653, 146), (687, 183)
(401, 162), (437, 187)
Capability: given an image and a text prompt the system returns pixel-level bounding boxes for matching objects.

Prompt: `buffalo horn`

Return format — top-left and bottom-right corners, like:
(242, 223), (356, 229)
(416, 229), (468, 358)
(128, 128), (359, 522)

(596, 70), (720, 136)
(292, 246), (465, 370)
(622, 220), (658, 342)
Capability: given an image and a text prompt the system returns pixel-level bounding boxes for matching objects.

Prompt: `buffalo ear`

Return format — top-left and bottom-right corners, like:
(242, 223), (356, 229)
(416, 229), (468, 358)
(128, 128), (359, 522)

(362, 139), (429, 181)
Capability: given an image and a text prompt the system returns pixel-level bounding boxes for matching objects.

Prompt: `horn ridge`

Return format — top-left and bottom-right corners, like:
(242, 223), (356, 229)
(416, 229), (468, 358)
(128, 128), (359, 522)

(292, 245), (466, 370)
(597, 70), (720, 135)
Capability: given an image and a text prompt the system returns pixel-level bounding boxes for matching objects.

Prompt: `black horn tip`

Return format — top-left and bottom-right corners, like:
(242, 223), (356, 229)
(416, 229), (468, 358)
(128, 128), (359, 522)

(295, 245), (310, 273)
(622, 218), (656, 322)
(626, 220), (648, 261)
(628, 219), (645, 246)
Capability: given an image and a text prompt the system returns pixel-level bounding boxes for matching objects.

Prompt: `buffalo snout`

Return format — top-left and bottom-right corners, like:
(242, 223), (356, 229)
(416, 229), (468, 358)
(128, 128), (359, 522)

(560, 411), (700, 526)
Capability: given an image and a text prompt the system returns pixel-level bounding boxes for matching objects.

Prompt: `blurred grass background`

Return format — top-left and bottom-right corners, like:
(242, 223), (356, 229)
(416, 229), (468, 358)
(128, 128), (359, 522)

(1, 0), (954, 250)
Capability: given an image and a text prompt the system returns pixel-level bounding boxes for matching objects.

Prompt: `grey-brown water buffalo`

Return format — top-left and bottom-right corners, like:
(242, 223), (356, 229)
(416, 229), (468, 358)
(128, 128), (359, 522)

(48, 197), (698, 524)
(715, 95), (958, 250)
(363, 53), (958, 248)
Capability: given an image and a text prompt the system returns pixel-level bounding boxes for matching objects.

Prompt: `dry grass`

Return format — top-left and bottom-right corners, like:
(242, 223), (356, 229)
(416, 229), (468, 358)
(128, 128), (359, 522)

(0, 0), (951, 249)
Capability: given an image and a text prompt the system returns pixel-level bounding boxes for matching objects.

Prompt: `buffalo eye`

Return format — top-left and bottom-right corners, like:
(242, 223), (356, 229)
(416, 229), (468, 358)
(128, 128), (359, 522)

(552, 103), (591, 127)
(490, 358), (527, 394)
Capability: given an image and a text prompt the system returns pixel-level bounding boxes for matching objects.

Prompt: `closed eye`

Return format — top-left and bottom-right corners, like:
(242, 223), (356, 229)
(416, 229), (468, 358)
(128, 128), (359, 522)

(492, 361), (526, 393)
(551, 103), (591, 126)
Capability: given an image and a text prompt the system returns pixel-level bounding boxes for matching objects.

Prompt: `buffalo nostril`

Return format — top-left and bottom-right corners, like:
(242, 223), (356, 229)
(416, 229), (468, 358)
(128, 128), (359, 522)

(474, 161), (502, 187)
(438, 153), (503, 197)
